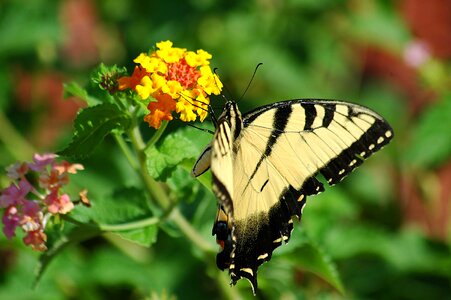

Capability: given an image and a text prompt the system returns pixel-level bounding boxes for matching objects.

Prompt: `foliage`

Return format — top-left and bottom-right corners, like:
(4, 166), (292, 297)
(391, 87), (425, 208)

(0, 0), (450, 300)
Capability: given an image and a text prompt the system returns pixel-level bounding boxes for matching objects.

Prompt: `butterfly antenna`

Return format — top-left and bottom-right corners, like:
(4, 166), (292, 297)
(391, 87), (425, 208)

(179, 92), (209, 111)
(213, 68), (231, 105)
(173, 116), (215, 135)
(237, 62), (263, 103)
(177, 88), (221, 128)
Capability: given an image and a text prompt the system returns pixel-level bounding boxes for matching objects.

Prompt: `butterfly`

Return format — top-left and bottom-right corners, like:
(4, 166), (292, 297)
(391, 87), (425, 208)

(192, 99), (393, 294)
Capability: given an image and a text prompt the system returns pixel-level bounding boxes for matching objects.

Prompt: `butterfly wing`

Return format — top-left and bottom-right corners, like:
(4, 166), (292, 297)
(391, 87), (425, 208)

(204, 99), (393, 293)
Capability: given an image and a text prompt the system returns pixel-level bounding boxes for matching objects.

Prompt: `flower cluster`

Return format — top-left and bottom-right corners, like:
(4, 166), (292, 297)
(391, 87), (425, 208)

(0, 154), (85, 251)
(118, 40), (223, 129)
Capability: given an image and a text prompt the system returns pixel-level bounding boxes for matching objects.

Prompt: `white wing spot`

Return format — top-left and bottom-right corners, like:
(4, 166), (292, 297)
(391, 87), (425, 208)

(327, 178), (333, 183)
(273, 237), (283, 243)
(377, 136), (384, 144)
(282, 235), (289, 241)
(288, 219), (293, 224)
(339, 169), (345, 175)
(258, 253), (269, 261)
(385, 130), (392, 138)
(369, 144), (375, 150)
(240, 268), (254, 276)
(230, 264), (235, 269)
(360, 151), (366, 157)
(349, 159), (357, 167)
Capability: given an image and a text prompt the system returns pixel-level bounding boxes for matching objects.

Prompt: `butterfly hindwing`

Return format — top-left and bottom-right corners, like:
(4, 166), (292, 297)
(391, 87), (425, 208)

(193, 99), (393, 294)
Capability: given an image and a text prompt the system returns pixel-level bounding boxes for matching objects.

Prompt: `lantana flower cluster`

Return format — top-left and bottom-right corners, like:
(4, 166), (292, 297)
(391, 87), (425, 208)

(0, 154), (85, 251)
(118, 40), (223, 129)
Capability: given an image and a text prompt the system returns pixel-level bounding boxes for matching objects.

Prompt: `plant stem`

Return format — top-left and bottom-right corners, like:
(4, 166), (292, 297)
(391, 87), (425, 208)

(98, 216), (160, 231)
(126, 120), (214, 251)
(114, 133), (139, 170)
(145, 120), (168, 151)
(124, 114), (238, 299)
(63, 215), (159, 232)
(169, 208), (215, 253)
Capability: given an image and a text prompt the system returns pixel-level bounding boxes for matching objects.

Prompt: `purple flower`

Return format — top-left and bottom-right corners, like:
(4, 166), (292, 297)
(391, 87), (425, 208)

(0, 180), (32, 208)
(28, 153), (57, 172)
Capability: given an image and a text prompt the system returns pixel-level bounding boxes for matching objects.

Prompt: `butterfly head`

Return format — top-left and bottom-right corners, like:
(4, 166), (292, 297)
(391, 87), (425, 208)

(216, 101), (243, 141)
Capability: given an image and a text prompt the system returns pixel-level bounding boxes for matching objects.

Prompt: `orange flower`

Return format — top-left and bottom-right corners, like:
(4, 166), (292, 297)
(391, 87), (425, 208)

(144, 93), (176, 128)
(118, 40), (222, 129)
(118, 66), (149, 90)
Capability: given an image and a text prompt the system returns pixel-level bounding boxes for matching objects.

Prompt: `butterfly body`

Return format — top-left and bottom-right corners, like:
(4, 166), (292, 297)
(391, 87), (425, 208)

(192, 99), (393, 294)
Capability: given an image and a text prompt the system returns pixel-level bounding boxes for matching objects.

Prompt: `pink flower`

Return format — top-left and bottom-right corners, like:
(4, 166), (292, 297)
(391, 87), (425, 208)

(1, 153), (86, 251)
(20, 201), (43, 232)
(23, 230), (47, 252)
(44, 190), (74, 214)
(39, 169), (69, 190)
(2, 206), (20, 239)
(53, 161), (84, 175)
(28, 153), (57, 172)
(0, 180), (32, 208)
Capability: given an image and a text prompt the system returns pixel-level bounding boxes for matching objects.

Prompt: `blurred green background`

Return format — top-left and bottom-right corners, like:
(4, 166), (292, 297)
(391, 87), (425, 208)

(0, 0), (450, 299)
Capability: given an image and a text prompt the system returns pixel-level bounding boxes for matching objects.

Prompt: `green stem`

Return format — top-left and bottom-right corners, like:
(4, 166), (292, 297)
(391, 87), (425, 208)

(170, 208), (215, 253)
(0, 110), (36, 160)
(123, 113), (236, 299)
(127, 119), (216, 252)
(63, 215), (159, 232)
(98, 216), (160, 231)
(145, 120), (168, 151)
(113, 133), (139, 170)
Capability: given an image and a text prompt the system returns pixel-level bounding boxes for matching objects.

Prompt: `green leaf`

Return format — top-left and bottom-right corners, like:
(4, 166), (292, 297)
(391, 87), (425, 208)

(146, 127), (211, 181)
(406, 94), (451, 168)
(74, 187), (150, 224)
(59, 104), (131, 159)
(114, 225), (158, 247)
(73, 187), (159, 247)
(277, 237), (345, 294)
(63, 82), (102, 106)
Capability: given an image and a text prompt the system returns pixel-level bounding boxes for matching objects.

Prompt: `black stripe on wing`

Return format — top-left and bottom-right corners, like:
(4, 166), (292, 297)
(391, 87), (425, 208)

(246, 105), (293, 187)
(301, 103), (316, 130)
(319, 114), (394, 185)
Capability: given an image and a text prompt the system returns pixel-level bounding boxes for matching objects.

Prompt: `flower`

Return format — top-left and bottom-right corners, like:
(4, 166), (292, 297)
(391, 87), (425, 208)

(0, 180), (32, 208)
(28, 153), (57, 171)
(2, 206), (20, 239)
(118, 40), (222, 129)
(23, 230), (47, 252)
(0, 153), (85, 251)
(44, 190), (74, 214)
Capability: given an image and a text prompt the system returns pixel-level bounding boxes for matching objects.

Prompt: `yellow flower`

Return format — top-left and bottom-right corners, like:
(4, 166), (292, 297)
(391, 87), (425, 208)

(176, 99), (197, 122)
(117, 40), (222, 129)
(135, 74), (166, 100)
(135, 76), (152, 99)
(198, 66), (222, 95)
(139, 56), (167, 74)
(156, 41), (186, 64)
(185, 50), (212, 67)
(162, 80), (183, 99)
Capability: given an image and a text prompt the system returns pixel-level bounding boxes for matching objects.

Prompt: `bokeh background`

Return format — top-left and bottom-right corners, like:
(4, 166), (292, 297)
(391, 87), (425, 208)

(0, 0), (450, 299)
